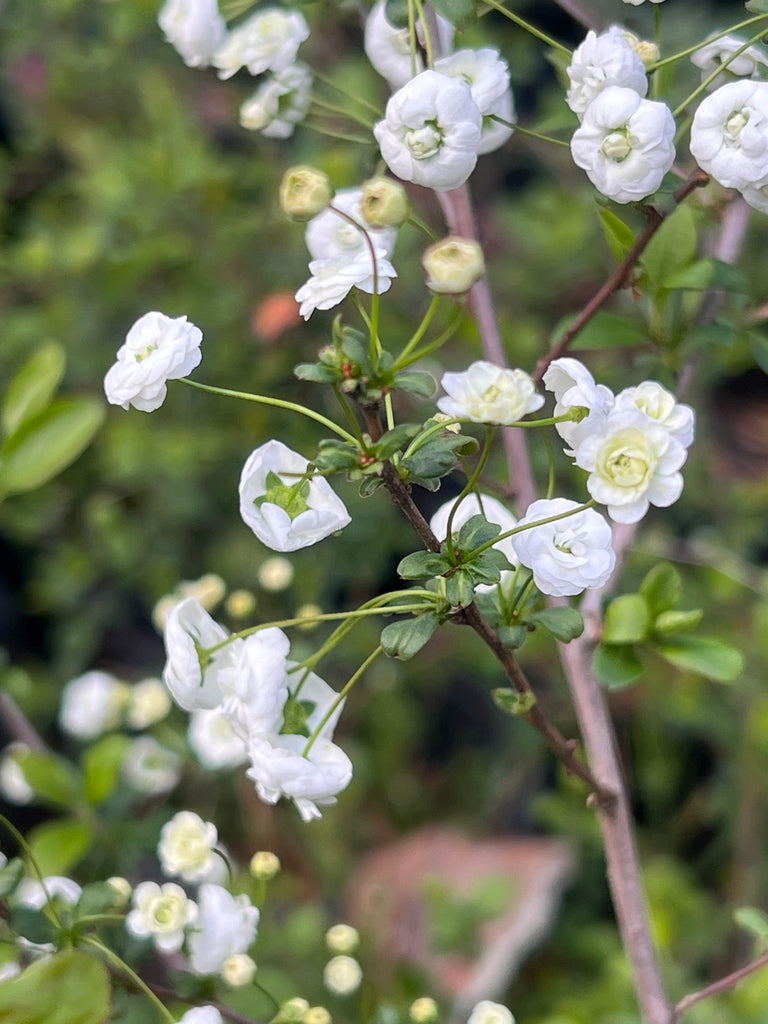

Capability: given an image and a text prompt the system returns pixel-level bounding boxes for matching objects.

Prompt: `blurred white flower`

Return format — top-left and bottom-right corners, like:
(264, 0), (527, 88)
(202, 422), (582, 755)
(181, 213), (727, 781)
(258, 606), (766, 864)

(295, 249), (397, 320)
(250, 850), (281, 880)
(126, 881), (197, 954)
(374, 70), (482, 191)
(690, 80), (768, 190)
(437, 361), (544, 425)
(126, 677), (172, 730)
(691, 33), (768, 88)
(511, 498), (616, 597)
(325, 923), (359, 954)
(178, 574), (227, 609)
(239, 440), (351, 550)
(104, 311), (202, 412)
(246, 734), (353, 822)
(566, 26), (648, 119)
(574, 409), (687, 523)
(163, 596), (238, 712)
(323, 954), (363, 995)
(305, 188), (398, 262)
(187, 884), (260, 976)
(570, 86), (675, 203)
(614, 381), (695, 448)
(467, 1002), (516, 1024)
(122, 736), (181, 795)
(187, 707), (249, 770)
(240, 63), (313, 138)
(58, 670), (128, 741)
(222, 953), (257, 986)
(543, 357), (615, 454)
(430, 493), (517, 592)
(0, 743), (34, 805)
(158, 0), (226, 68)
(158, 811), (219, 883)
(178, 1009), (224, 1024)
(217, 628), (290, 740)
(410, 998), (439, 1024)
(213, 8), (309, 79)
(364, 1), (454, 90)
(622, 0), (666, 4)
(17, 875), (82, 910)
(257, 556), (295, 592)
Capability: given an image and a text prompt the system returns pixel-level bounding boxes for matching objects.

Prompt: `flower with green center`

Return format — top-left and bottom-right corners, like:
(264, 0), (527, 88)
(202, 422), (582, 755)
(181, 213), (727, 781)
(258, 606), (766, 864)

(126, 881), (197, 954)
(690, 80), (768, 190)
(437, 360), (544, 425)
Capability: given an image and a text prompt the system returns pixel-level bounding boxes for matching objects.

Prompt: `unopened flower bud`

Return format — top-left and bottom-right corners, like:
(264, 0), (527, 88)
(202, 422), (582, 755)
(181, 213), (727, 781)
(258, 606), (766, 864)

(305, 1009), (331, 1024)
(323, 955), (362, 996)
(632, 40), (661, 67)
(250, 850), (281, 880)
(225, 589), (257, 619)
(280, 166), (334, 221)
(222, 953), (257, 987)
(276, 997), (310, 1024)
(410, 997), (439, 1024)
(296, 603), (323, 630)
(106, 876), (133, 904)
(258, 556), (294, 592)
(360, 177), (409, 227)
(422, 237), (485, 295)
(325, 923), (360, 954)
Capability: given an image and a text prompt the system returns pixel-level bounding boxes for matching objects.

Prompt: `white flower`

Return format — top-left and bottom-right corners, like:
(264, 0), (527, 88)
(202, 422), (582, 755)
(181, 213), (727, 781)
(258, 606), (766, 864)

(58, 670), (128, 740)
(323, 955), (363, 995)
(614, 381), (695, 448)
(437, 360), (544, 425)
(0, 743), (34, 805)
(122, 736), (181, 795)
(163, 597), (239, 712)
(566, 26), (648, 120)
(239, 63), (313, 139)
(188, 707), (250, 770)
(126, 678), (172, 730)
(434, 48), (511, 113)
(158, 0), (226, 69)
(429, 493), (517, 592)
(158, 811), (219, 883)
(467, 1002), (516, 1024)
(178, 1009), (225, 1024)
(478, 90), (516, 155)
(217, 628), (290, 740)
(574, 409), (687, 523)
(740, 179), (768, 213)
(17, 876), (82, 910)
(543, 357), (615, 454)
(246, 734), (353, 822)
(622, 0), (666, 4)
(570, 86), (675, 204)
(511, 498), (616, 597)
(104, 311), (203, 412)
(239, 440), (351, 550)
(689, 80), (768, 190)
(213, 8), (309, 80)
(126, 881), (197, 954)
(187, 884), (260, 976)
(305, 188), (398, 262)
(295, 249), (396, 320)
(364, 1), (454, 90)
(373, 70), (482, 192)
(325, 923), (359, 954)
(691, 34), (768, 88)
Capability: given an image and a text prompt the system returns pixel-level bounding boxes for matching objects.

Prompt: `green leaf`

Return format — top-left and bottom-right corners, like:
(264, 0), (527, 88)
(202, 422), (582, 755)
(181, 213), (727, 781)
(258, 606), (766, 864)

(467, 548), (512, 585)
(496, 625), (528, 650)
(381, 612), (439, 660)
(455, 513), (502, 551)
(639, 562), (682, 616)
(339, 329), (370, 371)
(15, 750), (85, 809)
(83, 734), (131, 806)
(446, 569), (475, 608)
(293, 362), (339, 383)
(0, 397), (105, 497)
(640, 205), (698, 296)
(392, 371), (436, 399)
(0, 857), (25, 898)
(75, 881), (126, 920)
(652, 608), (703, 636)
(746, 0), (768, 13)
(8, 906), (59, 947)
(663, 260), (714, 291)
(397, 550), (450, 580)
(491, 688), (536, 716)
(734, 905), (768, 940)
(593, 643), (644, 689)
(27, 819), (93, 877)
(658, 635), (743, 682)
(602, 594), (651, 645)
(427, 0), (476, 29)
(598, 208), (635, 261)
(375, 423), (421, 460)
(400, 432), (477, 483)
(2, 342), (66, 438)
(528, 607), (585, 642)
(0, 948), (111, 1024)
(553, 311), (648, 351)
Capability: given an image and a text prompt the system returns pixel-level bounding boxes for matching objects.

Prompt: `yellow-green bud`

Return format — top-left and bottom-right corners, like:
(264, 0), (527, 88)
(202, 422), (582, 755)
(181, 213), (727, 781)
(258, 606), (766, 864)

(222, 953), (257, 986)
(250, 850), (281, 880)
(296, 603), (323, 631)
(305, 1008), (331, 1024)
(360, 177), (409, 228)
(410, 998), (439, 1024)
(632, 40), (661, 66)
(324, 923), (360, 954)
(280, 167), (334, 222)
(225, 588), (257, 619)
(421, 237), (485, 295)
(106, 876), (133, 905)
(276, 998), (310, 1024)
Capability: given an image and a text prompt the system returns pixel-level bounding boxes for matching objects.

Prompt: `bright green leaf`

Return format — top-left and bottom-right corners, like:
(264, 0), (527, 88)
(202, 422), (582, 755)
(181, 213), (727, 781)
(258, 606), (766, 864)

(528, 607), (584, 642)
(83, 734), (132, 805)
(640, 204), (698, 296)
(553, 311), (648, 351)
(658, 635), (743, 682)
(639, 563), (682, 616)
(28, 819), (93, 877)
(492, 687), (536, 716)
(593, 643), (643, 689)
(15, 750), (85, 809)
(734, 905), (768, 940)
(397, 550), (450, 580)
(0, 948), (111, 1024)
(293, 362), (338, 383)
(455, 513), (502, 551)
(2, 342), (66, 439)
(653, 608), (703, 636)
(392, 371), (436, 399)
(602, 594), (650, 645)
(446, 569), (475, 608)
(663, 260), (714, 291)
(381, 612), (439, 660)
(0, 397), (105, 497)
(598, 208), (635, 261)
(375, 423), (421, 460)
(8, 907), (59, 947)
(427, 0), (476, 29)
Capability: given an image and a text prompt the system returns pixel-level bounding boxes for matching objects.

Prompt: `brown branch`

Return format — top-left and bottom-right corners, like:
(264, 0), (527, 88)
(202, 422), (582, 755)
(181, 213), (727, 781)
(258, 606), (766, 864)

(673, 951), (768, 1020)
(533, 168), (711, 383)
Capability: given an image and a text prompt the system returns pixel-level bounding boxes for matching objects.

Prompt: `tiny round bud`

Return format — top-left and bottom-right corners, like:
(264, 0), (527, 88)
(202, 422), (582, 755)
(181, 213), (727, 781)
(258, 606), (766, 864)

(250, 850), (281, 880)
(632, 40), (661, 67)
(323, 955), (363, 996)
(360, 177), (409, 227)
(409, 997), (439, 1024)
(222, 953), (257, 987)
(421, 237), (485, 295)
(296, 603), (323, 631)
(225, 589), (257, 619)
(278, 997), (310, 1024)
(325, 923), (360, 954)
(106, 876), (133, 904)
(258, 556), (295, 592)
(280, 166), (334, 222)
(305, 1008), (331, 1024)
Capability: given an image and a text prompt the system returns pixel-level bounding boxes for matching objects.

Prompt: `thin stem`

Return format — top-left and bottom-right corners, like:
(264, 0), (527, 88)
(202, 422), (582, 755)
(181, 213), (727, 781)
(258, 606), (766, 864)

(501, 118), (570, 148)
(647, 14), (768, 72)
(445, 427), (495, 556)
(309, 97), (374, 128)
(179, 379), (358, 444)
(333, 384), (365, 442)
(673, 951), (768, 1020)
(310, 68), (383, 116)
(473, 500), (597, 556)
(303, 121), (375, 145)
(304, 646), (382, 756)
(673, 28), (768, 118)
(326, 202), (382, 361)
(411, 0), (433, 67)
(407, 212), (439, 241)
(393, 304), (465, 369)
(0, 813), (64, 930)
(394, 294), (441, 367)
(82, 936), (175, 1024)
(481, 0), (571, 56)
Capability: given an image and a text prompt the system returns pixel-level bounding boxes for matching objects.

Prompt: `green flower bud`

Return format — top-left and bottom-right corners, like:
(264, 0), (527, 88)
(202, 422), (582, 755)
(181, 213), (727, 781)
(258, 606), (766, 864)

(250, 850), (281, 880)
(360, 177), (409, 227)
(410, 998), (439, 1024)
(422, 237), (485, 295)
(280, 167), (334, 222)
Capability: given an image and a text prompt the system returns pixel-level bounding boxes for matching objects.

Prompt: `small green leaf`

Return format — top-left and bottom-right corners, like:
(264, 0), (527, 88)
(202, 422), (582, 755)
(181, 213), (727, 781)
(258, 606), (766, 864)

(491, 688), (536, 716)
(593, 643), (643, 689)
(397, 550), (450, 580)
(598, 208), (635, 261)
(467, 548), (512, 585)
(734, 905), (768, 940)
(27, 819), (93, 877)
(0, 948), (111, 1024)
(392, 371), (436, 399)
(74, 881), (126, 920)
(455, 513), (503, 551)
(652, 608), (703, 636)
(15, 750), (85, 809)
(640, 205), (698, 296)
(639, 563), (682, 616)
(400, 432), (477, 483)
(602, 594), (651, 645)
(446, 569), (475, 608)
(663, 260), (714, 291)
(293, 362), (339, 383)
(658, 635), (743, 682)
(2, 342), (66, 438)
(497, 625), (528, 649)
(8, 906), (59, 947)
(339, 329), (370, 371)
(0, 857), (25, 898)
(0, 397), (105, 497)
(375, 423), (421, 460)
(528, 607), (585, 642)
(427, 0), (476, 29)
(83, 734), (131, 806)
(381, 612), (439, 660)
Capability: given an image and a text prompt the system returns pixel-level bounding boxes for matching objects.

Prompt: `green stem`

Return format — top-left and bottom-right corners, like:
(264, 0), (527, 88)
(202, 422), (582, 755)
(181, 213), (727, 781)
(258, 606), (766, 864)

(673, 27), (768, 118)
(310, 69), (383, 116)
(0, 813), (64, 930)
(303, 646), (383, 756)
(542, 429), (556, 501)
(179, 379), (358, 444)
(647, 14), (768, 72)
(392, 305), (465, 369)
(481, 0), (571, 56)
(496, 117), (570, 148)
(402, 416), (464, 459)
(471, 499), (597, 556)
(445, 427), (495, 558)
(407, 213), (438, 241)
(394, 295), (441, 367)
(303, 121), (375, 145)
(411, 0), (433, 66)
(309, 97), (373, 129)
(82, 936), (175, 1024)
(332, 385), (365, 442)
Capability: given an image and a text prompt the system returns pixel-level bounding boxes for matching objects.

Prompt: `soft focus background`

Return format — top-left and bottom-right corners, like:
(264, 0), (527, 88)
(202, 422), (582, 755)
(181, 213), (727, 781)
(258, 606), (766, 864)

(2, 1), (768, 1022)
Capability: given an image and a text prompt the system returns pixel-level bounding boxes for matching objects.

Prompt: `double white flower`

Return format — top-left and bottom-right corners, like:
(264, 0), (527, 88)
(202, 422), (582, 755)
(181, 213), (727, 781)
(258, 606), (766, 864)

(188, 884), (260, 976)
(158, 811), (219, 884)
(433, 48), (516, 155)
(239, 63), (313, 139)
(364, 1), (454, 90)
(566, 26), (648, 120)
(437, 361), (544, 425)
(691, 34), (768, 89)
(213, 8), (309, 80)
(158, 0), (226, 69)
(690, 80), (768, 192)
(126, 881), (197, 954)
